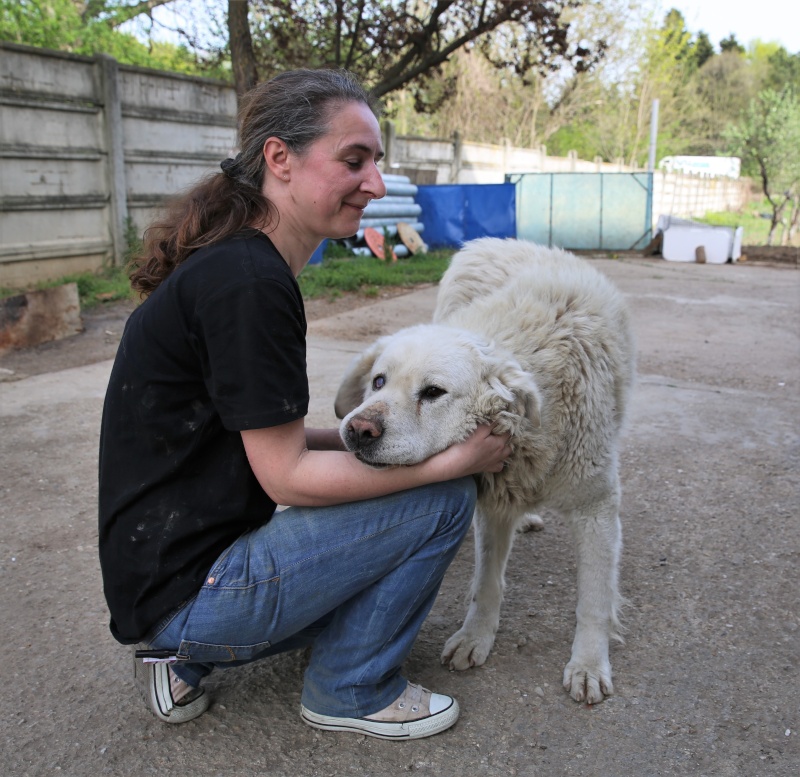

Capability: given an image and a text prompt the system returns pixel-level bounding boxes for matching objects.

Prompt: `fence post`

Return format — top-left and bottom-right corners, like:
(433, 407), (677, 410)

(96, 54), (128, 266)
(382, 119), (396, 170)
(451, 131), (462, 183)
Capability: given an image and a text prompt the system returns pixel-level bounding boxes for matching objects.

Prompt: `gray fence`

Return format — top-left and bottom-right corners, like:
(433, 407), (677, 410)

(0, 42), (236, 288)
(513, 172), (654, 251)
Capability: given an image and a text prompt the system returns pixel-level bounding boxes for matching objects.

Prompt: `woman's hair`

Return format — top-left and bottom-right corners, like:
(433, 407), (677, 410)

(129, 68), (380, 296)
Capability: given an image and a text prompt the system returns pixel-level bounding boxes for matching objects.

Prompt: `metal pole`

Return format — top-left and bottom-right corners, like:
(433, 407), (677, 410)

(647, 98), (659, 173)
(645, 99), (659, 243)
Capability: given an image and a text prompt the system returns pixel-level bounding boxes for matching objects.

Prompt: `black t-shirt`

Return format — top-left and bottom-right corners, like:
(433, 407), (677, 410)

(98, 230), (308, 644)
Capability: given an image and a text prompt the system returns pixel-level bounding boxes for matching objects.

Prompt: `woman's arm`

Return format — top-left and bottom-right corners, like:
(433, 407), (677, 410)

(242, 419), (510, 507)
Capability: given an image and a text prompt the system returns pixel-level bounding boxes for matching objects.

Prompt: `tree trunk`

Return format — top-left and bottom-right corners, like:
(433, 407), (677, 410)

(228, 0), (258, 99)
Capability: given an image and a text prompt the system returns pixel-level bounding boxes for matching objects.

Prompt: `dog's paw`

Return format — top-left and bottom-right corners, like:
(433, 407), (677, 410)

(516, 513), (544, 533)
(441, 628), (495, 671)
(562, 658), (613, 704)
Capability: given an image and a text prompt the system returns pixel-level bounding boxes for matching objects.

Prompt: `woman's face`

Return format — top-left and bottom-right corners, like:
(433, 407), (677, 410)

(284, 101), (387, 240)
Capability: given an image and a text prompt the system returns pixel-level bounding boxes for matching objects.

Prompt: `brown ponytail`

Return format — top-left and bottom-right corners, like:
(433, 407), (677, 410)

(129, 68), (380, 297)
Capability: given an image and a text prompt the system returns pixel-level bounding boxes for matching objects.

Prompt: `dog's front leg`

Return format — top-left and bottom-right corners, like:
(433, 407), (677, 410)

(441, 508), (517, 671)
(563, 489), (623, 704)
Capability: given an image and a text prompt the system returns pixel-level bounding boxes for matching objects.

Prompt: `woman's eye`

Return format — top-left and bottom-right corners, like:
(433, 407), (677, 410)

(372, 375), (386, 390)
(346, 159), (363, 169)
(421, 385), (446, 400)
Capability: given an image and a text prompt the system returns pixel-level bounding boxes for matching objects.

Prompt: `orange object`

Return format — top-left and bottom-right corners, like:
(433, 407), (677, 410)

(397, 222), (426, 255)
(364, 227), (397, 261)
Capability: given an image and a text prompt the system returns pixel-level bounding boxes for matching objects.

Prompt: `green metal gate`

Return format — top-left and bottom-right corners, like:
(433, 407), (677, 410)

(509, 172), (653, 251)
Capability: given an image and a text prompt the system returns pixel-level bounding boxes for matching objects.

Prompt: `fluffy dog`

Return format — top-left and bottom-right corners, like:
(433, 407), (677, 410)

(334, 238), (635, 704)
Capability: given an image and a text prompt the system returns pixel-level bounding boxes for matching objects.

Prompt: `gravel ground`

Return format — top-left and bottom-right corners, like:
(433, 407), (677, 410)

(0, 254), (798, 777)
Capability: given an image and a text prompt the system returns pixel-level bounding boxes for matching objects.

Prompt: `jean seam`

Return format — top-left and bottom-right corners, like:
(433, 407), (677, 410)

(352, 510), (461, 699)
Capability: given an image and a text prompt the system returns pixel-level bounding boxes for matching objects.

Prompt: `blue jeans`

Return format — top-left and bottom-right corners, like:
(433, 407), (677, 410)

(147, 477), (476, 718)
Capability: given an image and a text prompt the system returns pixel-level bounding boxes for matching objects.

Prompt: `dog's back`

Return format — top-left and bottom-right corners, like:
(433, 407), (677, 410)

(435, 238), (636, 510)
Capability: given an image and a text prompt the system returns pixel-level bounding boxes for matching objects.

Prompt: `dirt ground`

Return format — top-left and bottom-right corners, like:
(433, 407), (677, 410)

(1, 253), (798, 776)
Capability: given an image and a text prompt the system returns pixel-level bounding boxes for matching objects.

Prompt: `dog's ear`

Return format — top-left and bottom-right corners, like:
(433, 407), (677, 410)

(482, 357), (542, 428)
(334, 338), (387, 419)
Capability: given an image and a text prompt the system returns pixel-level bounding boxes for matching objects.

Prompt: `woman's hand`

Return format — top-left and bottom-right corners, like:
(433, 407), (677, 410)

(424, 424), (512, 481)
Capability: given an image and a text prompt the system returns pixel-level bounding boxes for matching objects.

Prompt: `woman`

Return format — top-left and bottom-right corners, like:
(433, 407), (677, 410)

(98, 68), (510, 740)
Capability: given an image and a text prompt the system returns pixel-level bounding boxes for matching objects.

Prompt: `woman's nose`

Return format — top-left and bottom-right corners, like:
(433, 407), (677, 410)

(363, 162), (387, 200)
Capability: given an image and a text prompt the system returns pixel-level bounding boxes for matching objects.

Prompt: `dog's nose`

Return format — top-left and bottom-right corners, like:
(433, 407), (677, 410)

(347, 416), (384, 446)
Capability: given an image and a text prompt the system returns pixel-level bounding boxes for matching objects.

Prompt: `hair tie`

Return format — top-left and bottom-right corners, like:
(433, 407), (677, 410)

(220, 153), (242, 178)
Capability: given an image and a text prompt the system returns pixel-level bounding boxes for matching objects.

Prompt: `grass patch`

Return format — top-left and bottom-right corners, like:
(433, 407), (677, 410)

(695, 198), (773, 245)
(298, 248), (454, 299)
(0, 264), (134, 309)
(1, 247), (454, 308)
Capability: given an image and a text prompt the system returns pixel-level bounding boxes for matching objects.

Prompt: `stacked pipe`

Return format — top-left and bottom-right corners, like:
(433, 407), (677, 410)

(345, 174), (425, 257)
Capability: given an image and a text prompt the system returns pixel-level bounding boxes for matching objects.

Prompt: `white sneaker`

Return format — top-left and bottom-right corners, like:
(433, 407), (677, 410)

(133, 647), (209, 724)
(301, 682), (459, 740)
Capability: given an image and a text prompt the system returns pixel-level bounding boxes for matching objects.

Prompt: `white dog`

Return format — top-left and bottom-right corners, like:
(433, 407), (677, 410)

(334, 238), (635, 704)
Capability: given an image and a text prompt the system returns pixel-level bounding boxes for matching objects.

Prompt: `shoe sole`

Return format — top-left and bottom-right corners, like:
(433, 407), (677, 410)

(300, 699), (459, 740)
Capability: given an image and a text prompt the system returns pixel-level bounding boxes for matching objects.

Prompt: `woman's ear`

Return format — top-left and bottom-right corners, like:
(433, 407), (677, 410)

(334, 338), (388, 419)
(263, 137), (291, 181)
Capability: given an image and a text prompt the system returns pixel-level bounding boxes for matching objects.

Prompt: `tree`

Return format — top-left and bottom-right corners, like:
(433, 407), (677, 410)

(684, 51), (757, 155)
(726, 89), (800, 244)
(765, 47), (800, 93)
(235, 1), (603, 103)
(719, 34), (745, 55)
(692, 31), (714, 69)
(228, 0), (257, 95)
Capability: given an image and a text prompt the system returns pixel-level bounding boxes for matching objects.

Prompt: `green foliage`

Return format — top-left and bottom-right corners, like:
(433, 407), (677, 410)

(546, 123), (601, 160)
(720, 34), (745, 54)
(765, 48), (800, 93)
(726, 88), (800, 186)
(694, 199), (773, 245)
(123, 216), (143, 265)
(0, 0), (221, 76)
(297, 249), (453, 300)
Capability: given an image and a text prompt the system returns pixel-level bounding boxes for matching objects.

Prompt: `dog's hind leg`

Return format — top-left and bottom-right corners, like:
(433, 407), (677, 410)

(563, 486), (623, 704)
(441, 507), (518, 671)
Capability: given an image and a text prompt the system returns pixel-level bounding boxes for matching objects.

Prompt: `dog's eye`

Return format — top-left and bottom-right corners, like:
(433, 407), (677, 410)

(420, 385), (447, 400)
(372, 375), (386, 391)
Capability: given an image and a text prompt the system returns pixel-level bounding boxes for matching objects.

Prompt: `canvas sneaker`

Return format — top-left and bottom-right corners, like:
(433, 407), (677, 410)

(133, 646), (209, 724)
(300, 682), (459, 740)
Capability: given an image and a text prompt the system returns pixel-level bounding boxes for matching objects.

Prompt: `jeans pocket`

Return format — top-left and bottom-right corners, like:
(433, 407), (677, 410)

(177, 638), (273, 664)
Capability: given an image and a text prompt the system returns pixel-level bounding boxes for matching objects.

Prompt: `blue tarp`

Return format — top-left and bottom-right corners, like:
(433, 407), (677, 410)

(415, 183), (517, 249)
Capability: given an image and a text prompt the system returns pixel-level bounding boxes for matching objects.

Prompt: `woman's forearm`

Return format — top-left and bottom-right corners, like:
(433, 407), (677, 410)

(242, 420), (510, 508)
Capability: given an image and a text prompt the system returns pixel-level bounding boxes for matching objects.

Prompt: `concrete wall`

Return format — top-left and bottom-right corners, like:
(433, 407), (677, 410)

(0, 42), (236, 288)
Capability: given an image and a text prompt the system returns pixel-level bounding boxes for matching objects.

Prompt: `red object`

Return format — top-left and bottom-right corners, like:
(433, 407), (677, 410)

(364, 227), (397, 261)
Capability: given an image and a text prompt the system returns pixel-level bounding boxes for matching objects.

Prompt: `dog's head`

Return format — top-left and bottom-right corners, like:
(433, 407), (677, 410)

(334, 325), (541, 467)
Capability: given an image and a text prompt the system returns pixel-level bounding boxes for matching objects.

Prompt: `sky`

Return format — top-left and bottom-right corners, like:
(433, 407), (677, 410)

(661, 0), (799, 53)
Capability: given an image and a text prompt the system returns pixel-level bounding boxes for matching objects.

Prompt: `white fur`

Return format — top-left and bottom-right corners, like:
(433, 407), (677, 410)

(334, 238), (636, 704)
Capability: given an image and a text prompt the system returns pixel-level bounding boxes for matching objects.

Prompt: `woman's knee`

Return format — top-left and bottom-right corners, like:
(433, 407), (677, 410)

(422, 476), (476, 537)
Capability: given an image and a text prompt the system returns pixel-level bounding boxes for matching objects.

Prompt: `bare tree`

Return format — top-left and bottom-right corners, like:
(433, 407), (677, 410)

(237, 1), (600, 108)
(228, 0), (258, 96)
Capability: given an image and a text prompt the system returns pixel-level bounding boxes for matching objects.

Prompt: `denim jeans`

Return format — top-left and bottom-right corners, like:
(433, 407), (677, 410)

(147, 477), (476, 718)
